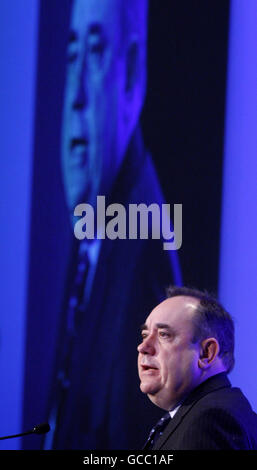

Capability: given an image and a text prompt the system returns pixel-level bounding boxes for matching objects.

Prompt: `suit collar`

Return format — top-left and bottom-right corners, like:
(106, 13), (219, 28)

(154, 372), (231, 449)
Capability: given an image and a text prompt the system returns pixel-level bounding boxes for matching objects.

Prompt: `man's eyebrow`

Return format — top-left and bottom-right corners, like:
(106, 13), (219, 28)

(88, 23), (103, 35)
(140, 323), (174, 331)
(68, 23), (103, 44)
(156, 323), (174, 331)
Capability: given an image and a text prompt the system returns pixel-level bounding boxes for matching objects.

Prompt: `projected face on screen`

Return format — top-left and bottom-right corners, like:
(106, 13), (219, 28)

(61, 0), (147, 219)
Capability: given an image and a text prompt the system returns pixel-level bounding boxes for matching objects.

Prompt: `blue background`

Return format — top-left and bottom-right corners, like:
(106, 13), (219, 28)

(0, 0), (256, 449)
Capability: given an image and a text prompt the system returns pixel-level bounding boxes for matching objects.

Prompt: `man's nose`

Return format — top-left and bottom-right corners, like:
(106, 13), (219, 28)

(72, 63), (88, 111)
(137, 334), (156, 355)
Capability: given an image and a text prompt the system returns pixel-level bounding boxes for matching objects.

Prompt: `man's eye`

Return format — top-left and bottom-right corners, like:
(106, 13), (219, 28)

(141, 332), (148, 340)
(88, 38), (106, 64)
(159, 331), (169, 338)
(67, 52), (77, 64)
(89, 42), (104, 55)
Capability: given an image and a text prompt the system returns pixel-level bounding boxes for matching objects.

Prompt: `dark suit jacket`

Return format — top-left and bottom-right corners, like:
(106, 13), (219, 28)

(153, 373), (257, 450)
(46, 128), (182, 450)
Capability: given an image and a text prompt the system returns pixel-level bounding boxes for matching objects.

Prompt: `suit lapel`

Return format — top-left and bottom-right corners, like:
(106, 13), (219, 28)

(154, 402), (195, 449)
(154, 373), (231, 449)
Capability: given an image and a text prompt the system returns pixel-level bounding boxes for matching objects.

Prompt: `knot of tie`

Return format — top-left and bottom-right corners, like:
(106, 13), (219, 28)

(144, 412), (171, 449)
(67, 243), (90, 334)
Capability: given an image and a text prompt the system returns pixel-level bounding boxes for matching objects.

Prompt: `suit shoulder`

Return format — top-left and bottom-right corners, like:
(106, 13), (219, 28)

(182, 386), (257, 449)
(195, 384), (255, 416)
(178, 405), (250, 449)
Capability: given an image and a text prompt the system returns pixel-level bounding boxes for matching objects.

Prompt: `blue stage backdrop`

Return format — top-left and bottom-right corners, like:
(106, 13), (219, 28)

(0, 0), (256, 451)
(219, 0), (257, 412)
(0, 0), (39, 449)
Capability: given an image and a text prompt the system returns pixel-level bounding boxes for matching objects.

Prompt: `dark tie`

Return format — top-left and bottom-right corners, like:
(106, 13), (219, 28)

(57, 241), (90, 390)
(66, 242), (90, 334)
(143, 412), (171, 449)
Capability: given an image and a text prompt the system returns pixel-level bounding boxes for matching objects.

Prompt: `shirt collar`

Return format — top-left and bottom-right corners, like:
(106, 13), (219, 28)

(169, 404), (181, 419)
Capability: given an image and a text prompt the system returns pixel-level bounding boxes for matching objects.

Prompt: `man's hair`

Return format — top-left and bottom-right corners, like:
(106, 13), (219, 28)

(166, 286), (235, 373)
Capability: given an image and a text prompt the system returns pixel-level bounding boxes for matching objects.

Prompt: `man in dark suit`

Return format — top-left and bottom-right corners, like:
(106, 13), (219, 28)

(44, 0), (182, 450)
(138, 286), (257, 450)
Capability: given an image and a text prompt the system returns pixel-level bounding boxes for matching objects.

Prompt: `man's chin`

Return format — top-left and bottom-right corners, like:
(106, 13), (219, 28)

(66, 186), (94, 217)
(68, 187), (90, 208)
(139, 381), (171, 410)
(140, 380), (160, 396)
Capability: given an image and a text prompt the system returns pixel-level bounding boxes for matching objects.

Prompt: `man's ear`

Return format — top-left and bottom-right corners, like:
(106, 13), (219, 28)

(198, 337), (220, 369)
(125, 37), (140, 95)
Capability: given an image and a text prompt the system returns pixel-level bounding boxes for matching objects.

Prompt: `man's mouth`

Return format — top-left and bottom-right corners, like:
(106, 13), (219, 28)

(70, 137), (89, 151)
(69, 137), (89, 167)
(141, 365), (158, 371)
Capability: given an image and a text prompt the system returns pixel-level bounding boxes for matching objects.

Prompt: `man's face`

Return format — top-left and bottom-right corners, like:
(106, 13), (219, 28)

(61, 0), (128, 213)
(137, 296), (202, 410)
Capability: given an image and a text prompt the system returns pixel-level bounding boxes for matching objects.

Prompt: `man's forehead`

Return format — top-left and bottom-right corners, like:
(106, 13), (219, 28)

(72, 0), (120, 28)
(144, 296), (199, 328)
